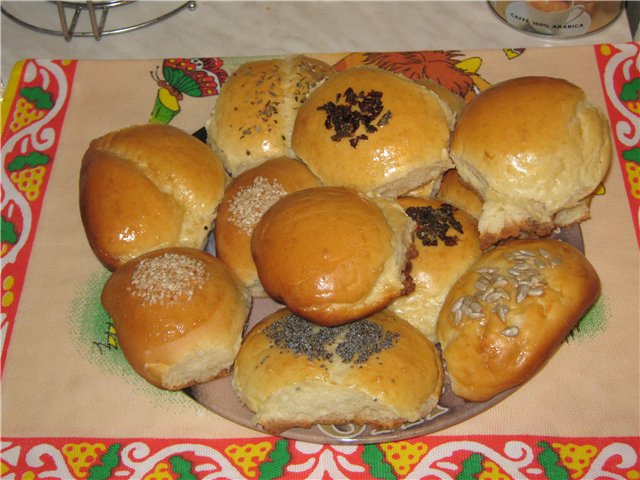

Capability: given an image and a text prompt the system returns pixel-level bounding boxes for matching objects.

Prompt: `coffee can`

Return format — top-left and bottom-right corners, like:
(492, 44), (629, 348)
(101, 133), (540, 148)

(489, 1), (624, 38)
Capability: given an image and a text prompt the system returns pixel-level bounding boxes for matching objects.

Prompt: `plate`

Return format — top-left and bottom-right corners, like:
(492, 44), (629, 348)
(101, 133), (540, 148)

(185, 139), (585, 443)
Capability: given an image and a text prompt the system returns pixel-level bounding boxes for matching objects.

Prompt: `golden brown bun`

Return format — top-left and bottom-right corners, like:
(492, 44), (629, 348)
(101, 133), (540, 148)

(214, 157), (322, 297)
(80, 124), (227, 270)
(101, 247), (251, 390)
(450, 76), (612, 248)
(291, 67), (455, 197)
(251, 186), (415, 326)
(388, 197), (481, 343)
(413, 78), (465, 118)
(207, 55), (334, 177)
(436, 238), (600, 402)
(435, 169), (484, 220)
(233, 308), (444, 434)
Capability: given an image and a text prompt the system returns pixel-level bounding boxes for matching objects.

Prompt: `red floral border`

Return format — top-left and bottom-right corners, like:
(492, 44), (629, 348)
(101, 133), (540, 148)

(594, 42), (640, 248)
(1, 59), (78, 374)
(1, 435), (638, 479)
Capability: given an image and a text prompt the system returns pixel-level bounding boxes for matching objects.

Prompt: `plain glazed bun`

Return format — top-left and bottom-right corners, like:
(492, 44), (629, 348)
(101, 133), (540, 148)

(214, 157), (322, 297)
(436, 238), (600, 402)
(232, 308), (444, 434)
(450, 76), (612, 248)
(101, 247), (251, 390)
(251, 186), (415, 326)
(388, 197), (481, 343)
(80, 123), (227, 270)
(207, 55), (334, 177)
(291, 66), (455, 197)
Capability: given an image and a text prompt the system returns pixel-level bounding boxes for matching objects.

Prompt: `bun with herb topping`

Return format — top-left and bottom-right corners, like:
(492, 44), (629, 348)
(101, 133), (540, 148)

(207, 55), (335, 177)
(232, 308), (444, 434)
(251, 186), (415, 326)
(388, 197), (481, 343)
(436, 238), (600, 402)
(450, 76), (612, 248)
(101, 247), (251, 390)
(215, 157), (322, 297)
(291, 66), (455, 198)
(80, 123), (227, 271)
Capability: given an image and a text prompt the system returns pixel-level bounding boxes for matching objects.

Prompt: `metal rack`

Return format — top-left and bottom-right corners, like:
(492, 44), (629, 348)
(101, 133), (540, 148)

(1, 1), (197, 41)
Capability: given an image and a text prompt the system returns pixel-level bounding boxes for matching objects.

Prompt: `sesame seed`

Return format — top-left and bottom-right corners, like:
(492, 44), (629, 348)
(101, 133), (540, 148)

(227, 176), (288, 234)
(130, 253), (209, 305)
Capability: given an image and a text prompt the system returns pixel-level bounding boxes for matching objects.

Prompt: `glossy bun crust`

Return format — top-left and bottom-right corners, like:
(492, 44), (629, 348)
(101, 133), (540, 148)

(214, 157), (321, 297)
(291, 67), (455, 197)
(233, 308), (444, 434)
(101, 247), (251, 390)
(80, 124), (227, 270)
(388, 197), (481, 343)
(450, 76), (611, 248)
(251, 186), (415, 326)
(207, 55), (334, 176)
(437, 238), (600, 402)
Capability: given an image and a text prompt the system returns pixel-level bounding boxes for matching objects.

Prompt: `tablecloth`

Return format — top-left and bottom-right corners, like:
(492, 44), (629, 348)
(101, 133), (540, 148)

(1, 42), (639, 480)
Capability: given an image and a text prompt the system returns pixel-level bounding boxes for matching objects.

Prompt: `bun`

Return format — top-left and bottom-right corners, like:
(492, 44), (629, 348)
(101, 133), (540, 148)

(388, 197), (481, 343)
(80, 124), (227, 270)
(435, 169), (484, 220)
(233, 308), (444, 434)
(436, 238), (600, 402)
(291, 67), (455, 197)
(251, 186), (415, 326)
(207, 55), (334, 177)
(450, 76), (611, 248)
(101, 247), (251, 390)
(214, 157), (321, 297)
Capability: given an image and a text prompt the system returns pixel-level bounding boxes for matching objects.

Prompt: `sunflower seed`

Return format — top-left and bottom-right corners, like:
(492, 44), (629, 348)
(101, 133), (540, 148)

(501, 326), (520, 337)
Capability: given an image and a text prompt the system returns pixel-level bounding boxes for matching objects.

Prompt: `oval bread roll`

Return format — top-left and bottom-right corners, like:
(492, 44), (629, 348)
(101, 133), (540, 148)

(80, 124), (227, 270)
(388, 197), (481, 343)
(101, 247), (251, 390)
(291, 66), (455, 197)
(214, 157), (322, 297)
(450, 76), (611, 248)
(436, 238), (600, 402)
(233, 308), (444, 434)
(207, 55), (334, 176)
(251, 186), (415, 326)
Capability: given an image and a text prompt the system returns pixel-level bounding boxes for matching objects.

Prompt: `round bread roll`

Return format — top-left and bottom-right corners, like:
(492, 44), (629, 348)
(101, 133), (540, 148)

(388, 197), (481, 343)
(251, 186), (415, 326)
(101, 247), (251, 390)
(436, 238), (600, 402)
(450, 76), (612, 248)
(291, 66), (455, 197)
(214, 157), (322, 297)
(80, 123), (227, 270)
(207, 55), (334, 177)
(233, 308), (444, 434)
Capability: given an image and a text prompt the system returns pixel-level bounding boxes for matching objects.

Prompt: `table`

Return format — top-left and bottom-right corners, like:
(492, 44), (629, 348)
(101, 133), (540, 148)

(1, 2), (639, 480)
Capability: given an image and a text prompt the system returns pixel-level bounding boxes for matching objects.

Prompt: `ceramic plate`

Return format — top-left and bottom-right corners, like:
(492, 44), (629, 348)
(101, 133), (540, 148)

(187, 175), (584, 444)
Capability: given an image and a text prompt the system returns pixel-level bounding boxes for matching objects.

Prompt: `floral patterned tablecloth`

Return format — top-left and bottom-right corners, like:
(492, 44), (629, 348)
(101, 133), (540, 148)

(1, 42), (639, 480)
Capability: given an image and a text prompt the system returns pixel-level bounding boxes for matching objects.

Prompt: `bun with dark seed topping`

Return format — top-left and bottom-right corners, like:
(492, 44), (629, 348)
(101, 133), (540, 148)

(232, 308), (444, 434)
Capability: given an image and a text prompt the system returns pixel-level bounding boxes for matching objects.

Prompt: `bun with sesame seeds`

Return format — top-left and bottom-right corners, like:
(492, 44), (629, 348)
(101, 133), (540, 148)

(206, 55), (335, 177)
(231, 308), (444, 434)
(436, 238), (600, 402)
(80, 123), (227, 271)
(214, 157), (322, 297)
(251, 186), (416, 326)
(101, 247), (251, 390)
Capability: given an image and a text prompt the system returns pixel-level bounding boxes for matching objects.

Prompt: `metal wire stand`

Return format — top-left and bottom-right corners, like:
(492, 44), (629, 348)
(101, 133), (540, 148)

(1, 1), (197, 41)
